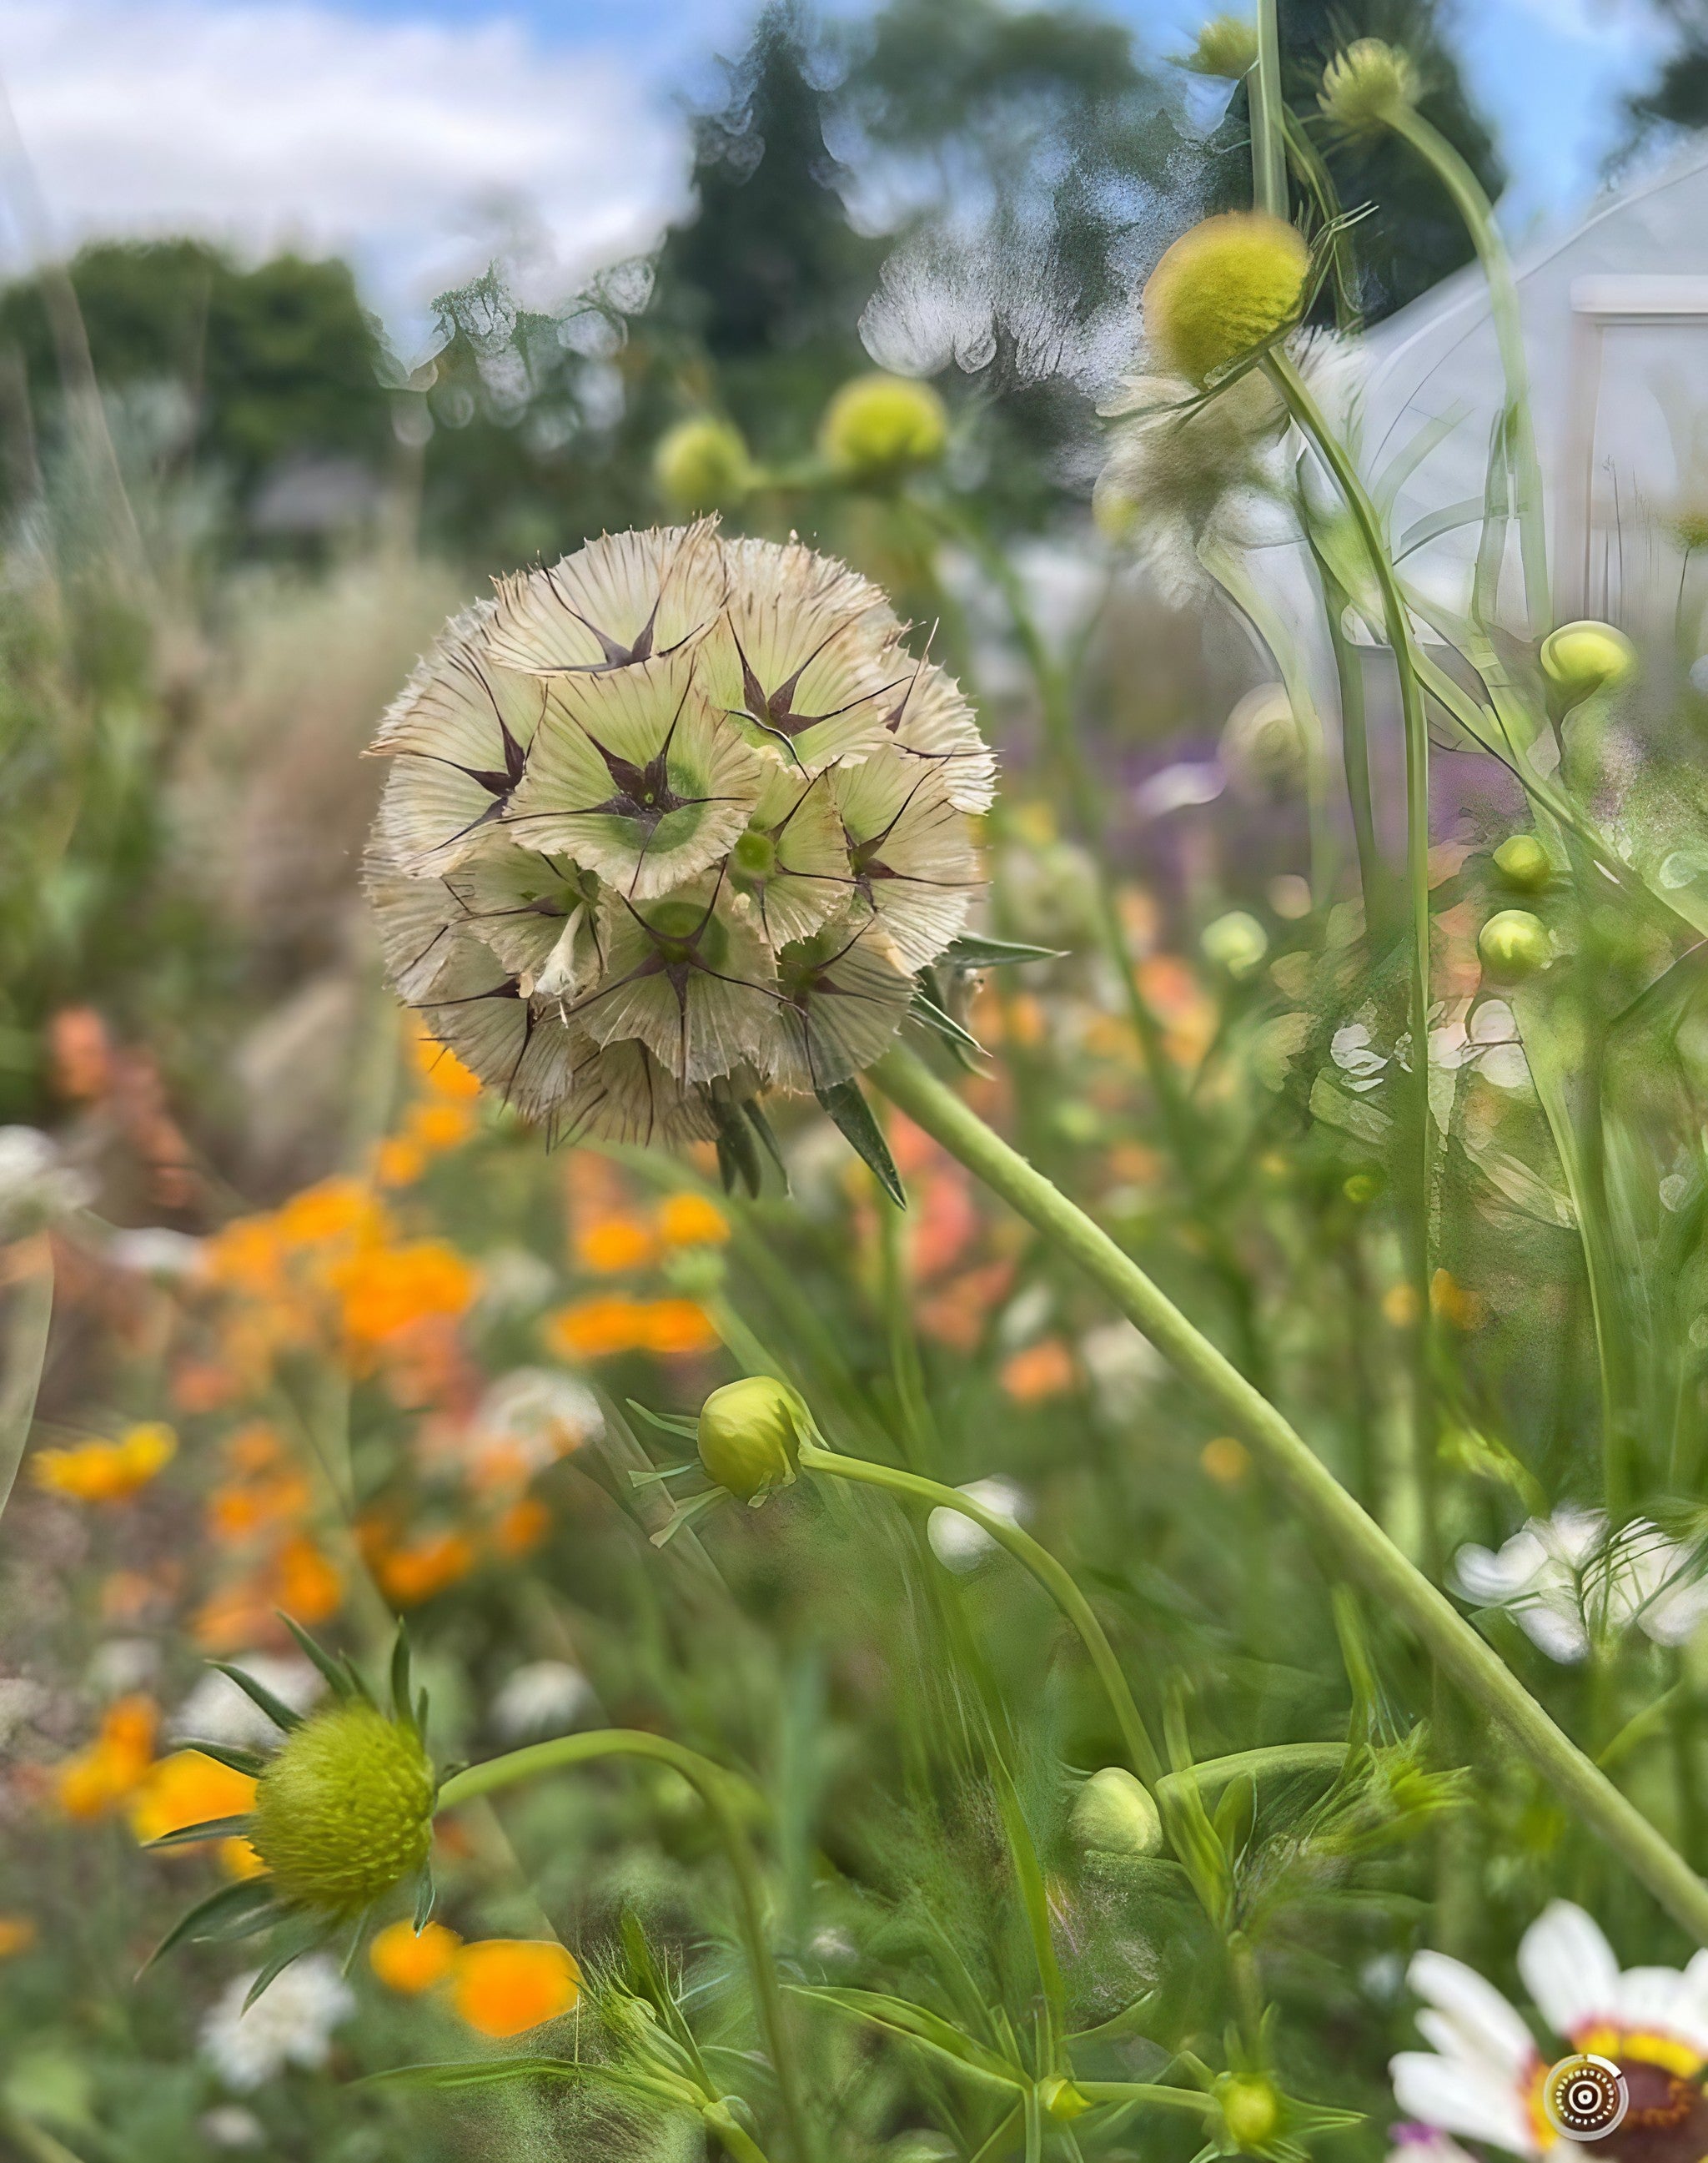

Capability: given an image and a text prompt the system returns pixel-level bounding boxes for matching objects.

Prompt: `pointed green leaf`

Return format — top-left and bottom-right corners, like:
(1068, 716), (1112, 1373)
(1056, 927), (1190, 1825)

(276, 1612), (355, 1700)
(144, 1813), (257, 1850)
(416, 1688), (431, 1748)
(942, 933), (1065, 969)
(625, 1399), (701, 1444)
(173, 1739), (267, 1778)
(741, 1099), (788, 1190)
(413, 1864), (437, 1934)
(138, 1875), (280, 1974)
(210, 1660), (304, 1734)
(711, 1095), (762, 1199)
(363, 2057), (586, 2094)
(814, 1080), (905, 1209)
(244, 1922), (329, 2010)
(338, 1652), (378, 1708)
(909, 988), (985, 1057)
(390, 1626), (414, 1732)
(788, 1984), (1022, 2090)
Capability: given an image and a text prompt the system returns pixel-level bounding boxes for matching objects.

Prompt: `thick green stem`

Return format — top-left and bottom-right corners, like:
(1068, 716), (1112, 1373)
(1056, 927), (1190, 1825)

(1250, 0), (1289, 217)
(439, 1733), (812, 2163)
(1075, 2083), (1215, 2114)
(706, 2102), (776, 2163)
(868, 1044), (1708, 1944)
(1321, 568), (1389, 933)
(796, 1438), (1162, 1787)
(1386, 105), (1550, 634)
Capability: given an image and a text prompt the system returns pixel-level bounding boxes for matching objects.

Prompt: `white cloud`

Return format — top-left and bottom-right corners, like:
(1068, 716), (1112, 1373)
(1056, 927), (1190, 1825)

(0, 1), (692, 339)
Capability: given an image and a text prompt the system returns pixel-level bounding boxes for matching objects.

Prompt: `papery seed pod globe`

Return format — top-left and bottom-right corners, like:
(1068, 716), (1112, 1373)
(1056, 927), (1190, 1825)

(362, 521), (994, 1183)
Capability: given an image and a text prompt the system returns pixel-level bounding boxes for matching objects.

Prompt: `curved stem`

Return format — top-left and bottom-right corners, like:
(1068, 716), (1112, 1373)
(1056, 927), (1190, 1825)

(796, 1439), (1162, 1788)
(1075, 2083), (1216, 2114)
(705, 2102), (776, 2163)
(1158, 1742), (1346, 1810)
(439, 1733), (813, 2163)
(867, 1043), (1708, 1945)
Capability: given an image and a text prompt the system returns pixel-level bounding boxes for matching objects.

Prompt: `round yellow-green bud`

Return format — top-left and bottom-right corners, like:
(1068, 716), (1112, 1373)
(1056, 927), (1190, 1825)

(697, 1376), (802, 1505)
(1071, 1766), (1163, 1859)
(1478, 909), (1551, 983)
(1182, 14), (1258, 78)
(1038, 2077), (1093, 2122)
(1319, 39), (1419, 138)
(654, 415), (753, 511)
(1143, 213), (1309, 385)
(1200, 909), (1269, 981)
(250, 1704), (434, 1916)
(820, 372), (948, 484)
(1540, 619), (1636, 704)
(1493, 833), (1551, 893)
(1219, 2074), (1282, 2151)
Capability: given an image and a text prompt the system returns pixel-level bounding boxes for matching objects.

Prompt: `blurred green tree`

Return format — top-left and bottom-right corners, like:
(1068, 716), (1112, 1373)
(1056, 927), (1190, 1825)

(1623, 0), (1708, 141)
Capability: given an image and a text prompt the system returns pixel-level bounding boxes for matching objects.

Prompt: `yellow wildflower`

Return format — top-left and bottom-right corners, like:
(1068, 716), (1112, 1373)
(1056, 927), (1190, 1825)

(33, 1424), (176, 1504)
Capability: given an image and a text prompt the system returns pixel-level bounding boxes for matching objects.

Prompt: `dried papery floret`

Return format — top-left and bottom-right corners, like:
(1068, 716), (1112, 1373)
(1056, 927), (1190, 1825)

(726, 767), (851, 948)
(772, 918), (916, 1092)
(443, 854), (605, 1001)
(481, 521), (726, 678)
(575, 877), (780, 1086)
(831, 757), (980, 970)
(555, 1037), (721, 1149)
(878, 650), (997, 815)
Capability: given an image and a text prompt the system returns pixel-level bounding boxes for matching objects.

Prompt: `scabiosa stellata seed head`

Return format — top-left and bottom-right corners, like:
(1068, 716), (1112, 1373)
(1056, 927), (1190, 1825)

(1181, 13), (1258, 78)
(697, 1376), (803, 1505)
(251, 1703), (435, 1918)
(654, 416), (754, 512)
(820, 372), (948, 483)
(1540, 619), (1637, 704)
(1142, 213), (1309, 385)
(1319, 38), (1419, 138)
(1479, 909), (1551, 983)
(361, 522), (991, 1190)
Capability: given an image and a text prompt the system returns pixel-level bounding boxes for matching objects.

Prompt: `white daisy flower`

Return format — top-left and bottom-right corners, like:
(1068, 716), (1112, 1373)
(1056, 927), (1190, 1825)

(199, 1954), (354, 2091)
(1452, 1510), (1708, 1665)
(927, 1476), (1028, 1572)
(491, 1658), (595, 1743)
(1391, 1900), (1708, 2159)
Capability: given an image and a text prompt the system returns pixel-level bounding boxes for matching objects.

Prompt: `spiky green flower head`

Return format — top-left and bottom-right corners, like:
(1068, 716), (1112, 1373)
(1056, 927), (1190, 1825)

(1319, 38), (1419, 139)
(1493, 833), (1552, 893)
(1071, 1767), (1163, 1859)
(1479, 908), (1551, 983)
(697, 1376), (805, 1505)
(1181, 13), (1257, 78)
(1540, 618), (1637, 705)
(820, 372), (949, 485)
(362, 524), (991, 1191)
(252, 1703), (435, 1917)
(1142, 213), (1309, 386)
(654, 415), (754, 512)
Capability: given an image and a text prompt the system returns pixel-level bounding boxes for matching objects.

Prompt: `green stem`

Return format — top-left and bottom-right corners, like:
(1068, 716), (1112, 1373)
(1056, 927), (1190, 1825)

(867, 1043), (1708, 1944)
(1250, 0), (1289, 217)
(439, 1733), (812, 2163)
(1386, 105), (1550, 634)
(706, 2102), (776, 2163)
(796, 1438), (1162, 1788)
(1157, 1742), (1345, 1808)
(1075, 2084), (1215, 2114)
(1320, 562), (1389, 933)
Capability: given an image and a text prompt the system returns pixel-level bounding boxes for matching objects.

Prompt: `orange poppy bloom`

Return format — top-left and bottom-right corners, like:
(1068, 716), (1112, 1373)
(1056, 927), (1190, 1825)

(411, 1033), (482, 1101)
(370, 1916), (463, 1994)
(33, 1424), (176, 1504)
(409, 1100), (476, 1152)
(490, 1496), (550, 1558)
(451, 1939), (581, 2038)
(274, 1535), (343, 1623)
(335, 1241), (478, 1346)
(374, 1530), (476, 1608)
(53, 1696), (158, 1818)
(543, 1295), (648, 1361)
(655, 1193), (730, 1249)
(576, 1217), (657, 1275)
(374, 1135), (427, 1189)
(129, 1751), (257, 1848)
(999, 1338), (1078, 1406)
(640, 1300), (720, 1358)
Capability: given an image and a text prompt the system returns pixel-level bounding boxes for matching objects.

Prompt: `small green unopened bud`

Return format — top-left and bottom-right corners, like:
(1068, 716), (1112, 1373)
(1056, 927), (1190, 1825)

(251, 1704), (434, 1917)
(1200, 910), (1268, 980)
(1071, 1766), (1163, 1859)
(820, 373), (948, 483)
(1540, 620), (1636, 704)
(1182, 14), (1258, 78)
(697, 1376), (802, 1505)
(1478, 909), (1551, 983)
(654, 416), (753, 511)
(1038, 2077), (1092, 2122)
(1493, 834), (1551, 893)
(1219, 2074), (1281, 2151)
(1319, 39), (1419, 138)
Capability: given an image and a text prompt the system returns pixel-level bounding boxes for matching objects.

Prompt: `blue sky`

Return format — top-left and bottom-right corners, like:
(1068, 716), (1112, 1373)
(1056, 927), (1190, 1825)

(0, 0), (1675, 343)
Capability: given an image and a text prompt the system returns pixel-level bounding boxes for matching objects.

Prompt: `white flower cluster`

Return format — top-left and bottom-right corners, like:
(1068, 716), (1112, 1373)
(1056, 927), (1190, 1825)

(1452, 1506), (1708, 1663)
(364, 521), (992, 1147)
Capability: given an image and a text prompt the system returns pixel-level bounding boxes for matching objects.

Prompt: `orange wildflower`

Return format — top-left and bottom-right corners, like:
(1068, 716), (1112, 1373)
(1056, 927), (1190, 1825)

(374, 1135), (427, 1189)
(656, 1193), (730, 1249)
(371, 1917), (462, 1994)
(129, 1751), (257, 1849)
(409, 1100), (475, 1152)
(576, 1216), (657, 1274)
(170, 1360), (239, 1414)
(275, 1535), (342, 1623)
(0, 1917), (38, 1958)
(53, 1696), (158, 1818)
(374, 1530), (476, 1607)
(451, 1940), (581, 2038)
(544, 1295), (648, 1361)
(1200, 1436), (1251, 1486)
(335, 1241), (478, 1346)
(999, 1338), (1077, 1406)
(33, 1423), (175, 1504)
(641, 1299), (721, 1357)
(278, 1177), (391, 1253)
(490, 1496), (550, 1558)
(411, 1032), (482, 1101)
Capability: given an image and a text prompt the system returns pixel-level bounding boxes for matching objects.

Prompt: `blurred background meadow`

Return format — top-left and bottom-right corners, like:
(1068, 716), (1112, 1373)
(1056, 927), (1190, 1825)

(13, 0), (1708, 2160)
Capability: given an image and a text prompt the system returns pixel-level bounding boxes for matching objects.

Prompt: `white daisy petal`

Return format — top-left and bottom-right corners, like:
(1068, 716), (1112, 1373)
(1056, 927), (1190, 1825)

(1390, 2053), (1539, 2157)
(1519, 1901), (1622, 2040)
(1410, 1950), (1537, 2078)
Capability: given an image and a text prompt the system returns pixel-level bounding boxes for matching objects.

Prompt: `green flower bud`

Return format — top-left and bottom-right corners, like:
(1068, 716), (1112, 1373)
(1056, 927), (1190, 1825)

(1478, 908), (1551, 983)
(1319, 39), (1419, 138)
(1493, 833), (1551, 893)
(1038, 2077), (1092, 2122)
(1219, 2074), (1281, 2151)
(1071, 1766), (1163, 1859)
(696, 1376), (802, 1505)
(1182, 14), (1258, 78)
(251, 1703), (435, 1917)
(820, 373), (948, 483)
(654, 416), (753, 511)
(1200, 909), (1268, 980)
(1540, 619), (1636, 704)
(1143, 213), (1309, 385)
